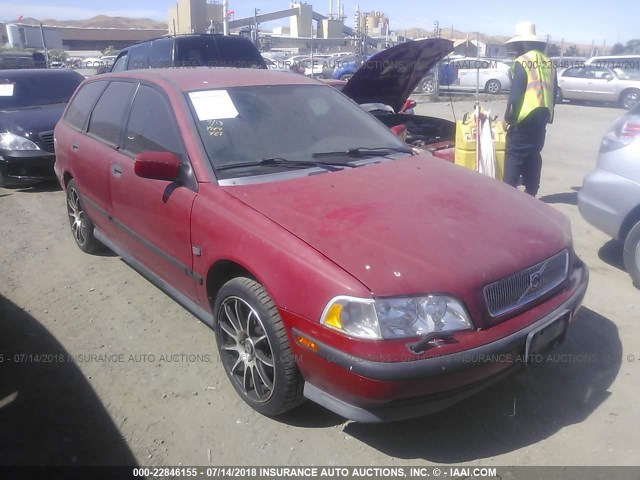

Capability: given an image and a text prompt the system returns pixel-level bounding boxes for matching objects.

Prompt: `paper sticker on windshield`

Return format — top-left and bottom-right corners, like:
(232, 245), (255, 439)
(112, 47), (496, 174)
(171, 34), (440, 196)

(0, 83), (15, 96)
(189, 90), (238, 121)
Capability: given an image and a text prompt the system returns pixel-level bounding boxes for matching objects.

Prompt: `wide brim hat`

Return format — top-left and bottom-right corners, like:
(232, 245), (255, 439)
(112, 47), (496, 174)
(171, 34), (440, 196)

(505, 21), (545, 44)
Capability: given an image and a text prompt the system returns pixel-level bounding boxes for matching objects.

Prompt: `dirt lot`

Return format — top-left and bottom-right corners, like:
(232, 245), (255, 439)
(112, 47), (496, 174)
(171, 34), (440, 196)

(1, 98), (638, 468)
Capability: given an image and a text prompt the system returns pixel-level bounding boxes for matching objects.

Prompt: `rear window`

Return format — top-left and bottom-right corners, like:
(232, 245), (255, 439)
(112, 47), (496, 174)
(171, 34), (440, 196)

(0, 71), (83, 109)
(64, 81), (108, 130)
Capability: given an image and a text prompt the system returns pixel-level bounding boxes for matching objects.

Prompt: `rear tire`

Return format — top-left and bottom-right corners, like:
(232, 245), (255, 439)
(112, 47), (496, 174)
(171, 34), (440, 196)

(66, 179), (101, 253)
(213, 277), (304, 416)
(485, 79), (501, 94)
(556, 87), (564, 103)
(623, 221), (640, 288)
(420, 77), (436, 95)
(620, 89), (640, 110)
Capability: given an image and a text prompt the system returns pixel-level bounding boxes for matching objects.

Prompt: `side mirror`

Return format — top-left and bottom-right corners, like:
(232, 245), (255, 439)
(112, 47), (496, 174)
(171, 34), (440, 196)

(390, 124), (408, 141)
(400, 98), (417, 113)
(134, 152), (181, 181)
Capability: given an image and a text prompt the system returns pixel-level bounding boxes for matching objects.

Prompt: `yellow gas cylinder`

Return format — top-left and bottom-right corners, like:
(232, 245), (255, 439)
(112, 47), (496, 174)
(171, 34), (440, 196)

(454, 110), (505, 180)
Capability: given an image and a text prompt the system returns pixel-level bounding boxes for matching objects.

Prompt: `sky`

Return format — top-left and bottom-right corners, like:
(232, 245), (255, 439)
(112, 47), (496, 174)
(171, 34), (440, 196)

(0, 0), (637, 47)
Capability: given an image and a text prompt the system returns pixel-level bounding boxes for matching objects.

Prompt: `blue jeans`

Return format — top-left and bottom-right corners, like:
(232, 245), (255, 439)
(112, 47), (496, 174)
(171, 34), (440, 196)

(504, 108), (550, 196)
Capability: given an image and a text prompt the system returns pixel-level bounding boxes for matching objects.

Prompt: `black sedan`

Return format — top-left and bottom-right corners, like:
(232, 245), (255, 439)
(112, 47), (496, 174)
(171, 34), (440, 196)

(0, 69), (84, 187)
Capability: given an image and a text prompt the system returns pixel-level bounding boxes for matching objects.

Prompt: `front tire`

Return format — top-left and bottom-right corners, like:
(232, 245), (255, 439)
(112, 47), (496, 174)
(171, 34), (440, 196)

(213, 277), (303, 416)
(66, 179), (101, 253)
(623, 222), (640, 289)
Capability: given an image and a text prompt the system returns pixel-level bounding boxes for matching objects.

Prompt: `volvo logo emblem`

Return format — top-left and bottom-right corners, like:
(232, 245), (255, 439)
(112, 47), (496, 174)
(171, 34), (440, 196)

(518, 261), (548, 303)
(530, 272), (542, 288)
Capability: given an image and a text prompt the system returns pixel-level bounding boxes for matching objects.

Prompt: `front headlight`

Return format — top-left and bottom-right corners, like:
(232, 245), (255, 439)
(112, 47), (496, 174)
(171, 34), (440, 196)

(320, 295), (473, 340)
(0, 133), (40, 151)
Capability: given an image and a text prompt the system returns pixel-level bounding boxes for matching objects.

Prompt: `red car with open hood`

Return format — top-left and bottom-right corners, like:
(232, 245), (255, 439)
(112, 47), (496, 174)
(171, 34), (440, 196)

(54, 67), (588, 422)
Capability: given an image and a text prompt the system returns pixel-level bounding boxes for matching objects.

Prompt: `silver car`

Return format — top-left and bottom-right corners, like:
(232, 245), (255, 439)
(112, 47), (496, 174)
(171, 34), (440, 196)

(578, 102), (640, 286)
(557, 65), (640, 109)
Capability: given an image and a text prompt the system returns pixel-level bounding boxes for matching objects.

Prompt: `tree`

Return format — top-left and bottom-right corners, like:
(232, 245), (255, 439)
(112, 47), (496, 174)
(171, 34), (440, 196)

(546, 43), (560, 56)
(626, 39), (640, 54)
(564, 45), (580, 57)
(102, 45), (119, 56)
(48, 49), (67, 62)
(611, 43), (625, 54)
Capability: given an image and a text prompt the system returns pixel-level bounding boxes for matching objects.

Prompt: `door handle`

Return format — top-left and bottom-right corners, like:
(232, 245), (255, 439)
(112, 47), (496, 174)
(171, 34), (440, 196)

(72, 143), (78, 151)
(111, 164), (122, 177)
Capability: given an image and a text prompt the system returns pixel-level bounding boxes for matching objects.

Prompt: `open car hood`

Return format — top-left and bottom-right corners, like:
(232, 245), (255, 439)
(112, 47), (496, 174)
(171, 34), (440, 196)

(341, 38), (453, 113)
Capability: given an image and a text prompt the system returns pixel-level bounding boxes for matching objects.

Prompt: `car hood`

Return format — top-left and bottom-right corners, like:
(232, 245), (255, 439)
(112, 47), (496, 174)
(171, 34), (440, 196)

(341, 39), (453, 112)
(224, 156), (571, 306)
(0, 103), (66, 138)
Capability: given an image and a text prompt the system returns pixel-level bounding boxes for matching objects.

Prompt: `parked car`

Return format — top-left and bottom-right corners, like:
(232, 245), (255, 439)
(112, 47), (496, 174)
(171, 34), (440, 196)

(0, 51), (46, 70)
(586, 55), (640, 73)
(578, 101), (640, 286)
(557, 65), (640, 109)
(54, 67), (588, 422)
(430, 57), (512, 94)
(0, 69), (84, 187)
(110, 34), (266, 72)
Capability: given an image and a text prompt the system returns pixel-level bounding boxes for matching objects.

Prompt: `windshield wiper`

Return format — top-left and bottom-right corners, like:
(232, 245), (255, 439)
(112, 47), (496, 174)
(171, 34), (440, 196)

(215, 157), (345, 172)
(312, 146), (414, 158)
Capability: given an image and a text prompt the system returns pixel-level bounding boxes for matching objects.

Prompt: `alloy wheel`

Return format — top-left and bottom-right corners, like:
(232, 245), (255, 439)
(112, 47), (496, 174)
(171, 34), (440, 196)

(217, 296), (275, 403)
(67, 187), (87, 246)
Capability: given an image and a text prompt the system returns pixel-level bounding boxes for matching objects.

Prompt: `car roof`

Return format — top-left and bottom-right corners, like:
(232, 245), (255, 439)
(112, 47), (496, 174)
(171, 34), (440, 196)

(97, 67), (320, 91)
(0, 68), (83, 80)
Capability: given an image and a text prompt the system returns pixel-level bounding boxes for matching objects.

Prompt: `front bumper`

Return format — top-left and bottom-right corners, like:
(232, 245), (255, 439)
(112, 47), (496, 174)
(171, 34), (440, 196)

(578, 167), (640, 240)
(294, 261), (588, 422)
(0, 150), (56, 186)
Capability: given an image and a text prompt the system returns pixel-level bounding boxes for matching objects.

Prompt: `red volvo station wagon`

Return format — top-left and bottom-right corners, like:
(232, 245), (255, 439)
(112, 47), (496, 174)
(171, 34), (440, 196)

(54, 68), (588, 422)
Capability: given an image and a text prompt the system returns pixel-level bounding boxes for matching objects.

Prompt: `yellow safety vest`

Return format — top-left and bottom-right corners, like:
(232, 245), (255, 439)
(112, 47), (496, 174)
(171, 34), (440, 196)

(513, 50), (555, 124)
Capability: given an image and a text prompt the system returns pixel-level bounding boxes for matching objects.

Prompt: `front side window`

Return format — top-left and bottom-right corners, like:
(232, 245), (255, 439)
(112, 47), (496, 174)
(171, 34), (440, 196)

(124, 85), (182, 155)
(87, 81), (136, 145)
(187, 84), (408, 179)
(111, 52), (128, 72)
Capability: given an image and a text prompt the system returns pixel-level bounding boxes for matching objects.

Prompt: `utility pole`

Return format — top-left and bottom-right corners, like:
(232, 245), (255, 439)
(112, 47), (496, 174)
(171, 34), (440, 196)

(38, 23), (49, 67)
(223, 0), (229, 35)
(253, 8), (260, 48)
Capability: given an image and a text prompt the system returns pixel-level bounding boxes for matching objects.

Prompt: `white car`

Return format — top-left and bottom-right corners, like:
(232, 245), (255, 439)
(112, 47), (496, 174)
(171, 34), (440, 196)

(420, 57), (512, 94)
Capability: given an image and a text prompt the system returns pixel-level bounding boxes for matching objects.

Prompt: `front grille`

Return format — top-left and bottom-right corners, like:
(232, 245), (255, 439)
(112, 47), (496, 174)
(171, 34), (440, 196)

(39, 131), (55, 153)
(484, 250), (569, 317)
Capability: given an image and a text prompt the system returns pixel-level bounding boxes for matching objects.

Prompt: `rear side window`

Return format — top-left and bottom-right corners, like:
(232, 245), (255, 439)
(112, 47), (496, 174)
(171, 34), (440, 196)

(124, 85), (182, 155)
(87, 82), (136, 145)
(128, 44), (151, 70)
(175, 36), (265, 68)
(148, 38), (174, 68)
(64, 80), (108, 130)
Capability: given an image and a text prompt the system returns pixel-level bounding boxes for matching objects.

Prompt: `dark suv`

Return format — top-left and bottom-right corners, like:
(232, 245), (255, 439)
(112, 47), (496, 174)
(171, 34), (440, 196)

(111, 34), (266, 72)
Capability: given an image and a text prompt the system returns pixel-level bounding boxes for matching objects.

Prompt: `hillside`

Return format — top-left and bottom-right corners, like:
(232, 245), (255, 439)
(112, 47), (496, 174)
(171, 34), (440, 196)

(15, 15), (166, 30)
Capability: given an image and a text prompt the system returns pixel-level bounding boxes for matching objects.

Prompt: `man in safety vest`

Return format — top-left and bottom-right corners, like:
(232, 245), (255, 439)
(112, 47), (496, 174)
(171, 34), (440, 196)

(503, 22), (558, 197)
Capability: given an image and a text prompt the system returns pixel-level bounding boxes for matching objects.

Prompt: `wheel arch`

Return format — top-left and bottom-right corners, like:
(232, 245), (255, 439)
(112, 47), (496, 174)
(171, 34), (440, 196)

(63, 171), (73, 188)
(205, 259), (258, 310)
(619, 204), (640, 242)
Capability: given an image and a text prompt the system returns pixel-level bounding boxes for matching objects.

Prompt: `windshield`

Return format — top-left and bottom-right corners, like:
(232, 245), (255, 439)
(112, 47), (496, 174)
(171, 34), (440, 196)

(0, 72), (83, 109)
(187, 84), (409, 179)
